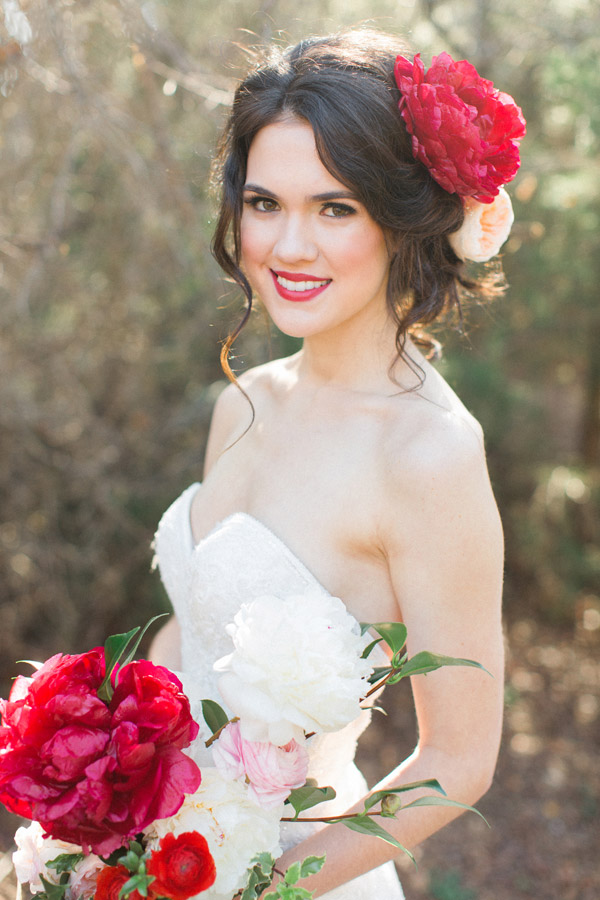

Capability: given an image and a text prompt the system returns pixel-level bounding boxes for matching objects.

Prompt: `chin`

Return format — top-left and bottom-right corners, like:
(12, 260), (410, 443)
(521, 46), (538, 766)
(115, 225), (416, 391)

(258, 302), (323, 340)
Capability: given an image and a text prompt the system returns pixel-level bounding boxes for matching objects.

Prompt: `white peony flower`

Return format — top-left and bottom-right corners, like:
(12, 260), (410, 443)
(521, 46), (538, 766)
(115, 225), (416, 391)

(215, 591), (373, 744)
(13, 821), (79, 893)
(145, 768), (283, 900)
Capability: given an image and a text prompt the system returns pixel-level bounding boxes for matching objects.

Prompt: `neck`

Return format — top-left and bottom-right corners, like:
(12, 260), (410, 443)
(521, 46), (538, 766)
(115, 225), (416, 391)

(295, 312), (424, 394)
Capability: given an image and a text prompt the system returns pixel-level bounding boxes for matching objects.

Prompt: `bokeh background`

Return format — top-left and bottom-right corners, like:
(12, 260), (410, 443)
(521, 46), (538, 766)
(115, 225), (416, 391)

(0, 1), (598, 898)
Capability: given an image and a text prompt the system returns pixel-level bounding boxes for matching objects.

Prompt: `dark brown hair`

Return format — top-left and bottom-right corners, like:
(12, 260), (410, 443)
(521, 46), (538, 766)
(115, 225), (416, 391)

(211, 29), (497, 381)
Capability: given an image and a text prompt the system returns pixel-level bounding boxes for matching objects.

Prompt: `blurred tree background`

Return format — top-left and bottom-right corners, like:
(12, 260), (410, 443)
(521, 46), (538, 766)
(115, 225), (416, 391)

(0, 1), (598, 898)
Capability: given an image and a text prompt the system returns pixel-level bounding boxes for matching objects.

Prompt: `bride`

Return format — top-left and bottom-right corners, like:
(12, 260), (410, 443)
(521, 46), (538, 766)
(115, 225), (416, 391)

(149, 29), (524, 899)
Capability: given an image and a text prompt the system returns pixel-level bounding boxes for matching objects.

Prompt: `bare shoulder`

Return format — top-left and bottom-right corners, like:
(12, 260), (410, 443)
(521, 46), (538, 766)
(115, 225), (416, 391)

(378, 376), (504, 649)
(203, 357), (295, 475)
(379, 382), (501, 552)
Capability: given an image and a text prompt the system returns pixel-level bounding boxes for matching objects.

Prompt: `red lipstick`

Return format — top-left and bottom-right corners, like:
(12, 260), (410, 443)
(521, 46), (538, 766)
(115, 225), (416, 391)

(270, 269), (331, 302)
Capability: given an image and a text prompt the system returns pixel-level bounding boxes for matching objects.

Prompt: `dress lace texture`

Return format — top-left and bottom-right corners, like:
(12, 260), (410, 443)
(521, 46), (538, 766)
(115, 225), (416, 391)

(153, 483), (404, 900)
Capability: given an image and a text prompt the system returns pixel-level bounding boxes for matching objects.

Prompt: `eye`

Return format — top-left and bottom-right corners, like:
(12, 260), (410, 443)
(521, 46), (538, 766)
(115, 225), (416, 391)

(321, 202), (356, 218)
(243, 196), (279, 212)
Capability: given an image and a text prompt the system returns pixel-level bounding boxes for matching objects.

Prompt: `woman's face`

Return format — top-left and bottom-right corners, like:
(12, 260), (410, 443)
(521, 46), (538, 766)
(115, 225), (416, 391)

(240, 118), (391, 341)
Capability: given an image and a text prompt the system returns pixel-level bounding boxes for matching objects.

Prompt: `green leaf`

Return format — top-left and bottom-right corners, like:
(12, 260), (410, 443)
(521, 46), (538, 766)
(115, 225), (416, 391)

(240, 871), (262, 900)
(38, 876), (67, 900)
(120, 614), (168, 669)
(277, 887), (314, 900)
(241, 853), (277, 900)
(201, 698), (230, 735)
(286, 784), (337, 819)
(118, 873), (155, 899)
(341, 816), (415, 863)
(250, 852), (276, 877)
(371, 623), (407, 655)
(361, 637), (383, 659)
(45, 853), (84, 874)
(119, 850), (141, 873)
(284, 862), (301, 885)
(299, 855), (326, 878)
(102, 846), (130, 867)
(98, 627), (139, 702)
(363, 779), (445, 812)
(401, 795), (490, 825)
(394, 651), (490, 680)
(367, 666), (392, 685)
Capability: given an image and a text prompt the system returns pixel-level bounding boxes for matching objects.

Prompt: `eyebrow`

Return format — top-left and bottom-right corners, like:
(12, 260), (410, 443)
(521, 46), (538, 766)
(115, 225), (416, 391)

(243, 183), (359, 203)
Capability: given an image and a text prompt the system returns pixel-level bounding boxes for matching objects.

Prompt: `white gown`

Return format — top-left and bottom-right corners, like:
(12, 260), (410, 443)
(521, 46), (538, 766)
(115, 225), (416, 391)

(154, 483), (405, 900)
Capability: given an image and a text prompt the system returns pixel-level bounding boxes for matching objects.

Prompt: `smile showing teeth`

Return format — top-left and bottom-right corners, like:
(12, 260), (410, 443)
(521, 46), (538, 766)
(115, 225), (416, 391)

(276, 275), (330, 292)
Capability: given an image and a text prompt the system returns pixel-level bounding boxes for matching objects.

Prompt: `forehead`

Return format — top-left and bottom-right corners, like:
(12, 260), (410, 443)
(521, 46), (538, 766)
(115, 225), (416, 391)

(245, 118), (348, 194)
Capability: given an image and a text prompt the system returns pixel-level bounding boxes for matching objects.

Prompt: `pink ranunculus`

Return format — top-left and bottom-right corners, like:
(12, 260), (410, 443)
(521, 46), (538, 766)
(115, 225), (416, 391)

(0, 651), (202, 856)
(68, 854), (107, 900)
(394, 52), (526, 202)
(448, 187), (515, 262)
(210, 720), (246, 781)
(213, 722), (309, 809)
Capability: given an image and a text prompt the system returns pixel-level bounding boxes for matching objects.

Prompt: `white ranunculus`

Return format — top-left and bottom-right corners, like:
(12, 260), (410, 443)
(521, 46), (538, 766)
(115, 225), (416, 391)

(145, 768), (283, 900)
(215, 591), (373, 744)
(13, 821), (79, 893)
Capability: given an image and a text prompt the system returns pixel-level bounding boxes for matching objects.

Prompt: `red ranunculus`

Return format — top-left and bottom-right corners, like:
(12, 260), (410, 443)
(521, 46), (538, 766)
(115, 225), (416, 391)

(0, 652), (201, 856)
(147, 832), (217, 900)
(95, 865), (144, 900)
(394, 52), (526, 203)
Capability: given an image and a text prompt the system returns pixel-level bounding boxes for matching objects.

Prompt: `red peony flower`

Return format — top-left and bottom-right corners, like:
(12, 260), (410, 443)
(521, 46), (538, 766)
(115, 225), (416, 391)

(95, 865), (144, 900)
(147, 832), (216, 900)
(394, 52), (526, 203)
(0, 652), (201, 856)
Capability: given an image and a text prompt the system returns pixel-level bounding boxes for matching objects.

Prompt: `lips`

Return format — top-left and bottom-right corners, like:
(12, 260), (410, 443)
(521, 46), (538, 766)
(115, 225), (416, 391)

(270, 269), (331, 302)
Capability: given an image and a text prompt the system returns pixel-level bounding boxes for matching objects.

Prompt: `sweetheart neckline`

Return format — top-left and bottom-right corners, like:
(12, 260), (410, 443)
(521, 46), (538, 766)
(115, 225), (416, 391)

(174, 482), (391, 667)
(186, 482), (331, 597)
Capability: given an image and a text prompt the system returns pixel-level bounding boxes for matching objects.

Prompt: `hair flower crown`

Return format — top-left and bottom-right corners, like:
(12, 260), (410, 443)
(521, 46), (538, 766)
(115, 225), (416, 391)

(394, 51), (526, 261)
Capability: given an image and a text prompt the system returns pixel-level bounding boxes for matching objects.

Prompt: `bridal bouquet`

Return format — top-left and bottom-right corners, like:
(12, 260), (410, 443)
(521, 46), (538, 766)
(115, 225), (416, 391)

(2, 599), (484, 900)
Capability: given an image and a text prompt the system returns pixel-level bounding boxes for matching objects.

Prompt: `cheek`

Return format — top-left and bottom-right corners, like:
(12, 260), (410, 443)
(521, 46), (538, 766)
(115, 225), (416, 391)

(335, 226), (389, 280)
(240, 218), (270, 269)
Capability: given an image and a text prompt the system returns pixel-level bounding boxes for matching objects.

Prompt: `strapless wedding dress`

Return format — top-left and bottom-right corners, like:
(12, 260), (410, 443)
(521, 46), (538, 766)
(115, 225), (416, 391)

(153, 483), (404, 899)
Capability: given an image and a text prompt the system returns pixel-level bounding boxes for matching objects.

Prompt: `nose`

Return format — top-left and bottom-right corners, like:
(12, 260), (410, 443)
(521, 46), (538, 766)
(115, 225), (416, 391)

(272, 213), (318, 264)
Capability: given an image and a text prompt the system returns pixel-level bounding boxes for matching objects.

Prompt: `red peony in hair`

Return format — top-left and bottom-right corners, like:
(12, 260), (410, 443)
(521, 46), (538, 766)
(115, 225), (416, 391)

(394, 52), (526, 203)
(147, 831), (217, 899)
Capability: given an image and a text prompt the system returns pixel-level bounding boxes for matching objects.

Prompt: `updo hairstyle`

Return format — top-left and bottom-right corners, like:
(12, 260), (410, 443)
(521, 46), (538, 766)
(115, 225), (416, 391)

(211, 29), (497, 377)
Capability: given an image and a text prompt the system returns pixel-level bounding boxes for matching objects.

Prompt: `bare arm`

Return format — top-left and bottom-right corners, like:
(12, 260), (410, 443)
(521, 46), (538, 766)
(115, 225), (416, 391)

(261, 425), (504, 895)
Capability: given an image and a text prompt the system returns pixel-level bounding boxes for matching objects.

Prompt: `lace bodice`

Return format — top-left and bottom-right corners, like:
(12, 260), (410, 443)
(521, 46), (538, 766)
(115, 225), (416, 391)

(153, 483), (404, 899)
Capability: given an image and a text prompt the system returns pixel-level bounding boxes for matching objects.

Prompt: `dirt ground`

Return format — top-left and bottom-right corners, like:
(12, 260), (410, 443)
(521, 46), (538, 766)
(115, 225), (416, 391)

(0, 614), (598, 900)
